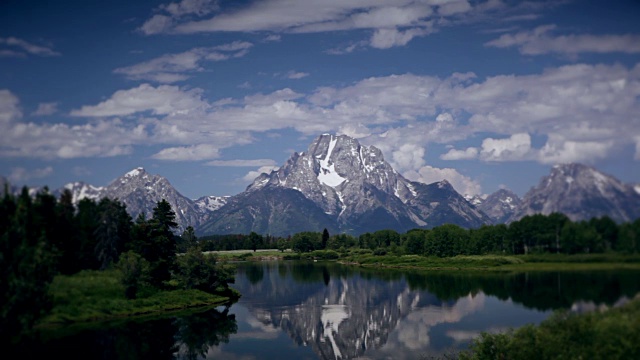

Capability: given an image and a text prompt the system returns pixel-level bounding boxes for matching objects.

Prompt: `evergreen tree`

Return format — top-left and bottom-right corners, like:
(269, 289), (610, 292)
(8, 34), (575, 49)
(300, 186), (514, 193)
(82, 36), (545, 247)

(146, 199), (179, 287)
(0, 188), (57, 339)
(322, 228), (330, 249)
(94, 198), (132, 270)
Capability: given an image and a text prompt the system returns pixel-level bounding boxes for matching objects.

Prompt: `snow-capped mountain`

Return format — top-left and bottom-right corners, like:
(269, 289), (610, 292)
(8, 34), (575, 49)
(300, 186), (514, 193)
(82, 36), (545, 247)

(509, 163), (640, 223)
(478, 189), (522, 224)
(464, 194), (487, 207)
(201, 134), (492, 236)
(193, 195), (229, 212)
(99, 167), (203, 232)
(55, 181), (104, 204)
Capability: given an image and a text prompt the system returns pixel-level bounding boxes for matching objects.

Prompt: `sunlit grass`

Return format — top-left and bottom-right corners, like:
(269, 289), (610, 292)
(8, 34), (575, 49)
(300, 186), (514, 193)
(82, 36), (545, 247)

(40, 269), (235, 326)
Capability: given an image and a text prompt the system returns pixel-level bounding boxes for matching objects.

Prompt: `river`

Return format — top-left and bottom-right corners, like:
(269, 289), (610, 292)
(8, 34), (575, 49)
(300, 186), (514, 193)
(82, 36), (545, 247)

(16, 260), (640, 359)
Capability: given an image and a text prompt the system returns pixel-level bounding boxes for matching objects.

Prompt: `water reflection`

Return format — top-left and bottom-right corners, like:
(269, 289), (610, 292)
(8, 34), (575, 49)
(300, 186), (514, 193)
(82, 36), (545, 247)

(14, 262), (640, 360)
(230, 262), (640, 359)
(14, 306), (238, 360)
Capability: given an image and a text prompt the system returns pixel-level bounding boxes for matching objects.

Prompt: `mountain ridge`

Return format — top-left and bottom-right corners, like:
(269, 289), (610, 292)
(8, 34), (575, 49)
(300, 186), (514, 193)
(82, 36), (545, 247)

(3, 137), (640, 236)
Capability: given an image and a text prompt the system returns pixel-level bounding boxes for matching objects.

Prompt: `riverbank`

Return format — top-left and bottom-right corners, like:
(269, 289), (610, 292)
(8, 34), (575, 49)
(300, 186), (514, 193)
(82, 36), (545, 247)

(37, 269), (239, 328)
(458, 294), (640, 359)
(212, 250), (640, 272)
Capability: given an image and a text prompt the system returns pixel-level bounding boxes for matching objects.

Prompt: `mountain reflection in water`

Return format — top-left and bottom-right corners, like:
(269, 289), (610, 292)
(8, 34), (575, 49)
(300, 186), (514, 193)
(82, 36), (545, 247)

(14, 261), (640, 360)
(227, 261), (640, 360)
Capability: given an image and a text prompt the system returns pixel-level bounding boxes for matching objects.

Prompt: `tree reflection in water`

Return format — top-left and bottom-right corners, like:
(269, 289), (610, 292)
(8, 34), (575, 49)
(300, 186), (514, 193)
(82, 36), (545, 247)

(12, 305), (238, 360)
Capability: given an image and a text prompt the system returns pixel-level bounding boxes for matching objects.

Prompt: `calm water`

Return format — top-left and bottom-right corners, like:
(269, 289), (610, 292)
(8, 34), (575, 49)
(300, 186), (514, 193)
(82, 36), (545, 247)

(14, 261), (640, 359)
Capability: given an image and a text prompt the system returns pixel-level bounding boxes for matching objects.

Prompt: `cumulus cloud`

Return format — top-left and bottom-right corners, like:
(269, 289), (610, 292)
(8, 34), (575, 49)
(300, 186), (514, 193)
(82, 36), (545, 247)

(404, 165), (482, 196)
(479, 133), (532, 161)
(4, 62), (639, 169)
(114, 42), (253, 83)
(0, 37), (60, 57)
(70, 84), (208, 117)
(370, 27), (430, 49)
(32, 102), (58, 116)
(0, 89), (22, 123)
(242, 165), (279, 182)
(8, 166), (53, 183)
(486, 24), (640, 55)
(441, 147), (478, 160)
(537, 135), (613, 164)
(207, 159), (277, 167)
(151, 143), (220, 160)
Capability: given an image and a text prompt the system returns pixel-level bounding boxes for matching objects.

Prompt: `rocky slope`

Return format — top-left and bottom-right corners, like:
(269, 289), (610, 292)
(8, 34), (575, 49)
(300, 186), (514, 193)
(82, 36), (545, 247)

(200, 134), (492, 236)
(509, 163), (640, 223)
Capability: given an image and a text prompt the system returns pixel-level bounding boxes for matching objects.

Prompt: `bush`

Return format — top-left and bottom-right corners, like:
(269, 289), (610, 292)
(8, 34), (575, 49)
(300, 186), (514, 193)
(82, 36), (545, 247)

(116, 251), (150, 299)
(373, 248), (387, 256)
(175, 248), (235, 294)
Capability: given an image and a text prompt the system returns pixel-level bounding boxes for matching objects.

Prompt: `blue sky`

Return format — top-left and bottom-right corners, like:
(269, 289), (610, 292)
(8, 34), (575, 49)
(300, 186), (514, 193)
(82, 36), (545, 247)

(1, 0), (639, 200)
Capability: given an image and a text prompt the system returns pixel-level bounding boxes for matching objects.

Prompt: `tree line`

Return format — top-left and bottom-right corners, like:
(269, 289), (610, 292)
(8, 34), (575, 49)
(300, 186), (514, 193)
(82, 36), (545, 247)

(1, 186), (235, 339)
(198, 213), (640, 256)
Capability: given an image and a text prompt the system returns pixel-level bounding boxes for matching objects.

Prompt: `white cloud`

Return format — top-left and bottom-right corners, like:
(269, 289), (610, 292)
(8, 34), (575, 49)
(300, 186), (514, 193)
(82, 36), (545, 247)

(486, 24), (640, 55)
(139, 0), (218, 35)
(114, 42), (253, 83)
(537, 135), (613, 164)
(404, 165), (482, 196)
(0, 37), (60, 57)
(160, 0), (535, 50)
(8, 166), (53, 183)
(242, 165), (279, 182)
(32, 102), (58, 116)
(479, 133), (532, 161)
(207, 159), (277, 167)
(370, 27), (429, 49)
(441, 147), (478, 160)
(264, 34), (281, 42)
(5, 62), (639, 168)
(151, 143), (220, 160)
(286, 71), (309, 79)
(70, 84), (208, 117)
(161, 0), (218, 17)
(0, 89), (22, 123)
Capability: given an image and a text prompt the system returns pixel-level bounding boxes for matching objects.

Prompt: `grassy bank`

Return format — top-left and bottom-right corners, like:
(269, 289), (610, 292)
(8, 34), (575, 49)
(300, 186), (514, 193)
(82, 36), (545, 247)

(458, 295), (640, 359)
(207, 249), (640, 271)
(38, 269), (238, 327)
(337, 252), (640, 272)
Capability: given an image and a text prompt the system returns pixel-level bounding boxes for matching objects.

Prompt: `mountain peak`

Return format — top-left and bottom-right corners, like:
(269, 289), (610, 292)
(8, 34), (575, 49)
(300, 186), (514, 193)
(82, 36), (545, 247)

(510, 163), (640, 223)
(125, 167), (146, 178)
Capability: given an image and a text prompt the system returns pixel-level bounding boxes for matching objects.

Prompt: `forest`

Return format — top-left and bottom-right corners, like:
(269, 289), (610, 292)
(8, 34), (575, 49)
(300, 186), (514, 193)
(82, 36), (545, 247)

(0, 186), (235, 341)
(2, 185), (639, 343)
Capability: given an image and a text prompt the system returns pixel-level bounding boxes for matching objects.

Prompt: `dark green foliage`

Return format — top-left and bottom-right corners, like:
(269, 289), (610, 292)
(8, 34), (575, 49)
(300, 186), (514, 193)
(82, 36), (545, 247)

(0, 188), (57, 340)
(461, 298), (640, 360)
(94, 198), (132, 270)
(177, 225), (198, 253)
(116, 250), (150, 299)
(321, 228), (329, 249)
(128, 199), (179, 288)
(425, 224), (472, 257)
(291, 231), (321, 252)
(175, 247), (235, 294)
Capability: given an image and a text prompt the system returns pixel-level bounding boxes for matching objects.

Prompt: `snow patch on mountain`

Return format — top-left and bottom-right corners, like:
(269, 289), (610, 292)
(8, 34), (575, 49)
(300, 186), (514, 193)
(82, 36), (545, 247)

(317, 135), (346, 187)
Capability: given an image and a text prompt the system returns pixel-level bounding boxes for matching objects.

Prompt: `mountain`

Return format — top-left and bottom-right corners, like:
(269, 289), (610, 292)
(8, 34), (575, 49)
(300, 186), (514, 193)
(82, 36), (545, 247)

(509, 163), (640, 223)
(100, 167), (204, 232)
(478, 189), (521, 224)
(193, 195), (229, 212)
(54, 181), (104, 204)
(199, 134), (492, 236)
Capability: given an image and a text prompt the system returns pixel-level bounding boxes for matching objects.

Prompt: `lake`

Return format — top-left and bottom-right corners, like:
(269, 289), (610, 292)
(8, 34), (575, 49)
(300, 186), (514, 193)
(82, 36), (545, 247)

(16, 261), (640, 359)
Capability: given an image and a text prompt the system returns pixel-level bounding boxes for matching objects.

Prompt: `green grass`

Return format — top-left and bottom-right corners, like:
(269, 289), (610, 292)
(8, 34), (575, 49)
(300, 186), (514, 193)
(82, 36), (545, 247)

(339, 253), (640, 271)
(39, 269), (237, 326)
